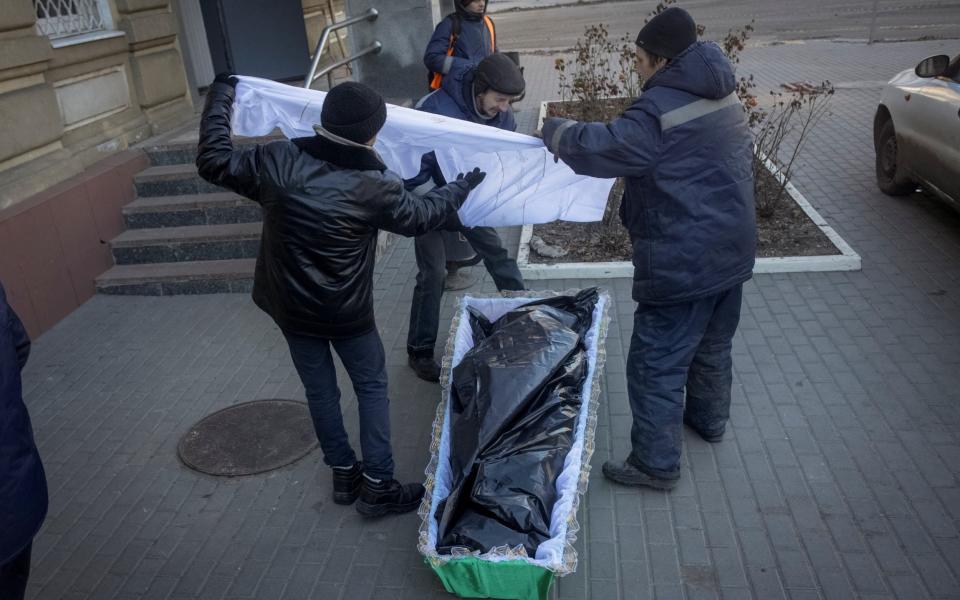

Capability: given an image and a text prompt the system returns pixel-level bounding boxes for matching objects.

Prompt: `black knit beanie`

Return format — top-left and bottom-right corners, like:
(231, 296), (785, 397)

(635, 7), (697, 59)
(475, 53), (525, 96)
(320, 81), (387, 144)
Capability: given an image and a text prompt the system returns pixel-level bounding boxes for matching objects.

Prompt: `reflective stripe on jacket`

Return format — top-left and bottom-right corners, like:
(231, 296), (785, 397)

(543, 42), (756, 304)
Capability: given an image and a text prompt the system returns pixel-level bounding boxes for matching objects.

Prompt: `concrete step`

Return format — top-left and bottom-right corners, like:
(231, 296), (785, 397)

(110, 222), (261, 265)
(122, 192), (261, 228)
(141, 134), (282, 166)
(134, 164), (223, 198)
(96, 259), (256, 295)
(144, 144), (196, 167)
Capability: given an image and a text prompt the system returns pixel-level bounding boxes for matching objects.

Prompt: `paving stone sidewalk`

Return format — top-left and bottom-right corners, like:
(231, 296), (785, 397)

(20, 39), (960, 599)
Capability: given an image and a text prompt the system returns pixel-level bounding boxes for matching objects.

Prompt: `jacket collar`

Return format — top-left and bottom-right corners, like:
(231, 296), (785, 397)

(291, 126), (387, 172)
(462, 75), (495, 122)
(642, 42), (736, 100)
(455, 70), (499, 123)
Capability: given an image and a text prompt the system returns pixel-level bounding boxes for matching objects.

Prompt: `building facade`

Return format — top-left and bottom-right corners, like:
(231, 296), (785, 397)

(0, 0), (371, 212)
(0, 0), (446, 336)
(0, 0), (193, 211)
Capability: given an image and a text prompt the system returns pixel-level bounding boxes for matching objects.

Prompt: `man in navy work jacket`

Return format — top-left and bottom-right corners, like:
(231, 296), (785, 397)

(405, 53), (526, 382)
(542, 8), (756, 491)
(197, 76), (485, 516)
(0, 282), (48, 600)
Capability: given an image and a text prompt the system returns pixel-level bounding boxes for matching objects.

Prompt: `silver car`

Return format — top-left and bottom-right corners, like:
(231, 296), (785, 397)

(874, 53), (960, 205)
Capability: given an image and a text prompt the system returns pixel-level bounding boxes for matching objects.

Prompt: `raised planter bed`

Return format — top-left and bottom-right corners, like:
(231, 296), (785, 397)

(519, 101), (861, 280)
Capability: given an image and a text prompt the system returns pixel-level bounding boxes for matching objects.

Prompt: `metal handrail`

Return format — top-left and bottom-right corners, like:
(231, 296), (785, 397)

(313, 42), (383, 88)
(305, 7), (380, 90)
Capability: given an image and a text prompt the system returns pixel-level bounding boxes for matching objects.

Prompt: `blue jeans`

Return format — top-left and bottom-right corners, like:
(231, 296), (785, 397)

(407, 226), (524, 357)
(627, 284), (743, 479)
(284, 329), (394, 480)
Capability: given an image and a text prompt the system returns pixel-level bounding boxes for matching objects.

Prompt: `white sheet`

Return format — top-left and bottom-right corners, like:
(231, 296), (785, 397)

(231, 76), (615, 228)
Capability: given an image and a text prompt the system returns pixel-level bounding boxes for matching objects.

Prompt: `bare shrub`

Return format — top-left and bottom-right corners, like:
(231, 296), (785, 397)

(753, 82), (835, 217)
(548, 1), (835, 247)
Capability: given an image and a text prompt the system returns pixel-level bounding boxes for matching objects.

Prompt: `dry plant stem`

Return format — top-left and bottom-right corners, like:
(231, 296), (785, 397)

(755, 84), (835, 216)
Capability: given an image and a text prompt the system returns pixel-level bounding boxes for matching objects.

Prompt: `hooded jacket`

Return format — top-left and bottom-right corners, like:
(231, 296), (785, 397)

(196, 82), (471, 338)
(543, 42), (756, 304)
(0, 282), (47, 565)
(406, 63), (516, 189)
(424, 1), (496, 79)
(420, 62), (516, 130)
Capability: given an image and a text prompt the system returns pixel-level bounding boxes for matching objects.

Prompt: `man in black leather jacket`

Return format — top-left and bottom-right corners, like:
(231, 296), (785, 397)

(197, 75), (485, 517)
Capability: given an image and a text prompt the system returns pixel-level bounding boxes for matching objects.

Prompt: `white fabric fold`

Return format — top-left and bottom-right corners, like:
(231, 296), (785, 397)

(231, 76), (614, 227)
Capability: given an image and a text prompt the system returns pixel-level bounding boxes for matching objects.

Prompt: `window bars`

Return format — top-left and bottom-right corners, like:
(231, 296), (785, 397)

(34, 0), (106, 39)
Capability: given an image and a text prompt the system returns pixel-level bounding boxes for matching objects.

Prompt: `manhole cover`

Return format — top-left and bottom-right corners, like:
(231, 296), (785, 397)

(178, 399), (318, 476)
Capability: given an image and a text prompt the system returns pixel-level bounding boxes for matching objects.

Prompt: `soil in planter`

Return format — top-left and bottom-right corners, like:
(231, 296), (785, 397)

(532, 101), (838, 264)
(531, 166), (837, 264)
(753, 161), (838, 258)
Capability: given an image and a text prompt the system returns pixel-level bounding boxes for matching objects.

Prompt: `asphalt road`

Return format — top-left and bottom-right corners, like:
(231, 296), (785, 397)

(495, 0), (960, 51)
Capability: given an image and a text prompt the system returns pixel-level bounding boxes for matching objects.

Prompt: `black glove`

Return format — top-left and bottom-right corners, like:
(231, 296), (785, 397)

(213, 72), (239, 88)
(456, 167), (486, 190)
(541, 117), (566, 163)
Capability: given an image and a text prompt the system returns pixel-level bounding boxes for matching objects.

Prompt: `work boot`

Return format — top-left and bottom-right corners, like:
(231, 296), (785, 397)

(356, 474), (425, 517)
(602, 456), (678, 491)
(408, 354), (441, 383)
(331, 462), (363, 505)
(683, 415), (724, 443)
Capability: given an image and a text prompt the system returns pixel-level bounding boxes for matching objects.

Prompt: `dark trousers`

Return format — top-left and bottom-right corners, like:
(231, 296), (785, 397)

(627, 284), (743, 479)
(407, 226), (525, 357)
(0, 543), (31, 600)
(284, 328), (394, 481)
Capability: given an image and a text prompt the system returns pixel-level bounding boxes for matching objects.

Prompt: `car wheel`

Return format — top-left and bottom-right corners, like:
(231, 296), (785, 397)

(875, 119), (916, 196)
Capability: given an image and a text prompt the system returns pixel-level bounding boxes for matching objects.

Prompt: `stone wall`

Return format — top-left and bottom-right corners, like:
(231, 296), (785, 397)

(344, 0), (447, 104)
(0, 0), (193, 211)
(0, 149), (149, 337)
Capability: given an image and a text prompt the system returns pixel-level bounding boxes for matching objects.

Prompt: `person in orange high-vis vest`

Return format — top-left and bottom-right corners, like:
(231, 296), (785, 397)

(424, 0), (496, 91)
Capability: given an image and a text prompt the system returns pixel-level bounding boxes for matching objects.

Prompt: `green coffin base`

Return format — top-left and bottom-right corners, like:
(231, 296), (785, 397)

(427, 556), (555, 600)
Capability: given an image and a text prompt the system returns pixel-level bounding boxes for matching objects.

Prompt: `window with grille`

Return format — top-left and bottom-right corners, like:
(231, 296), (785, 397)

(34, 0), (109, 39)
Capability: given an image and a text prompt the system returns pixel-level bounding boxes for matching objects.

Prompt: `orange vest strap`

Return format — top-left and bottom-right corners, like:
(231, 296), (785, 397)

(483, 16), (495, 50)
(430, 31), (458, 90)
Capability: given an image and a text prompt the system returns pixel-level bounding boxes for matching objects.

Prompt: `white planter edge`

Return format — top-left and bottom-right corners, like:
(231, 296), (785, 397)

(520, 101), (862, 280)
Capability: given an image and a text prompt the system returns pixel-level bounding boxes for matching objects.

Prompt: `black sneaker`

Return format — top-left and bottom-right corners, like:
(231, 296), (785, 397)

(408, 354), (441, 383)
(331, 462), (363, 505)
(683, 416), (724, 443)
(602, 457), (678, 491)
(356, 475), (425, 517)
